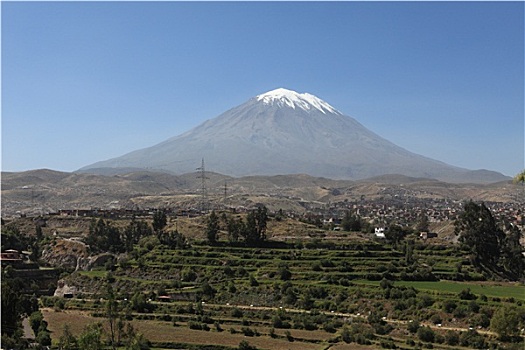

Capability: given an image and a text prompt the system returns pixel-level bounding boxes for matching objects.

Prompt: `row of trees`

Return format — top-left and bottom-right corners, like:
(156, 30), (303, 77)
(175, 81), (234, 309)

(206, 206), (268, 245)
(85, 211), (187, 254)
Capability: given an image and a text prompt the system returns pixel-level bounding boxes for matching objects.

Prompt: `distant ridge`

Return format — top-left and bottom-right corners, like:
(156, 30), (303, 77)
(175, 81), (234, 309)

(80, 88), (510, 184)
(2, 169), (518, 217)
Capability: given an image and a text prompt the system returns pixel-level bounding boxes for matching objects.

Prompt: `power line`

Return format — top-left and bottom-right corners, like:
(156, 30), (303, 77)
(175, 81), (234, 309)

(196, 158), (209, 213)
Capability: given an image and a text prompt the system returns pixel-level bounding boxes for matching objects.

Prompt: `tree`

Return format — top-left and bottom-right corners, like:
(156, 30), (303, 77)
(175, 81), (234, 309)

(454, 201), (504, 269)
(36, 330), (52, 347)
(404, 239), (415, 265)
(279, 265), (292, 281)
(1, 274), (35, 338)
(123, 218), (152, 252)
(78, 323), (103, 350)
(86, 219), (123, 253)
(385, 224), (407, 247)
(58, 324), (78, 350)
(227, 216), (243, 243)
(206, 210), (220, 244)
(159, 230), (187, 249)
(123, 323), (150, 350)
(514, 169), (525, 199)
(514, 169), (525, 184)
(500, 224), (525, 279)
(243, 206), (268, 245)
(105, 283), (119, 350)
(341, 211), (361, 232)
(490, 306), (521, 340)
(407, 319), (420, 333)
(29, 310), (44, 335)
(152, 209), (167, 233)
(417, 326), (435, 343)
(201, 281), (216, 299)
(244, 211), (258, 243)
(130, 292), (150, 313)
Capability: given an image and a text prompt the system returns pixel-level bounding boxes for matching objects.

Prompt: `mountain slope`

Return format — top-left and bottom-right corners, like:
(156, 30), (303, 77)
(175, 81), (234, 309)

(80, 88), (508, 183)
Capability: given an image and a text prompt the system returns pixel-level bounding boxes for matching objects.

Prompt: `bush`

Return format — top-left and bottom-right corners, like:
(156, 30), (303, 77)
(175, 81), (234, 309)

(238, 340), (257, 350)
(490, 306), (521, 340)
(417, 326), (435, 343)
(323, 322), (338, 333)
(241, 327), (255, 337)
(458, 288), (476, 300)
(269, 327), (277, 338)
(36, 331), (51, 346)
(272, 315), (291, 329)
(407, 319), (420, 333)
(429, 314), (442, 325)
(444, 330), (459, 346)
(340, 326), (352, 343)
(285, 330), (294, 342)
(231, 308), (243, 318)
(312, 263), (322, 271)
(459, 330), (485, 348)
(249, 275), (259, 287)
(442, 300), (456, 313)
(29, 311), (44, 334)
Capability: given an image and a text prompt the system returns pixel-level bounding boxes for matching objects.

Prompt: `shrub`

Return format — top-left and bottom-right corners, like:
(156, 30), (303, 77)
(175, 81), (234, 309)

(459, 330), (485, 348)
(340, 326), (352, 343)
(29, 311), (44, 335)
(444, 330), (459, 346)
(453, 305), (468, 319)
(36, 331), (51, 347)
(231, 308), (243, 318)
(285, 330), (294, 342)
(238, 340), (257, 350)
(323, 322), (337, 333)
(442, 300), (456, 313)
(279, 265), (292, 281)
(458, 288), (476, 300)
(269, 327), (276, 338)
(312, 263), (322, 271)
(429, 314), (442, 325)
(272, 315), (290, 329)
(249, 275), (259, 287)
(417, 326), (435, 343)
(241, 327), (255, 337)
(407, 319), (420, 333)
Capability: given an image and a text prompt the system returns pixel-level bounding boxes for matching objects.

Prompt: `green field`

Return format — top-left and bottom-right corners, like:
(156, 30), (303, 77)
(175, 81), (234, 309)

(353, 279), (525, 301)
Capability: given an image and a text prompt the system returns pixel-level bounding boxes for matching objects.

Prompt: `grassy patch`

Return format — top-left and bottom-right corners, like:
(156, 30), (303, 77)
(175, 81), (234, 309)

(353, 279), (525, 300)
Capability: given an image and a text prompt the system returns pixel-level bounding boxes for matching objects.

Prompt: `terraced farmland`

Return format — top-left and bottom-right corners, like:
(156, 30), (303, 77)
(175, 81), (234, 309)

(51, 235), (524, 349)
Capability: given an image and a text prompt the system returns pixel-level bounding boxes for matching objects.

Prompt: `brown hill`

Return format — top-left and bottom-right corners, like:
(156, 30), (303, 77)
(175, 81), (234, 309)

(1, 169), (520, 217)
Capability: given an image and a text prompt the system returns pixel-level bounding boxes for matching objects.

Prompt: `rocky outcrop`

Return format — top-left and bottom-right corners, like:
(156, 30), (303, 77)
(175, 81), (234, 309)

(41, 239), (116, 271)
(54, 279), (77, 297)
(41, 239), (90, 270)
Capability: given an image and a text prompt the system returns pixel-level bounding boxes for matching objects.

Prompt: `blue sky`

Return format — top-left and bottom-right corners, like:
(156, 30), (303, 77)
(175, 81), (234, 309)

(2, 1), (524, 177)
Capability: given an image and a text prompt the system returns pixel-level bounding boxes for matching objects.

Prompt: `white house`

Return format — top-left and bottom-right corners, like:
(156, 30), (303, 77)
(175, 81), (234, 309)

(374, 227), (386, 238)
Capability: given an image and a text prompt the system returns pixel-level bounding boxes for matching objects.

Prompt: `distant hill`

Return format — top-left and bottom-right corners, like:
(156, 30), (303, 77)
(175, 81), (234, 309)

(79, 88), (509, 184)
(1, 169), (519, 217)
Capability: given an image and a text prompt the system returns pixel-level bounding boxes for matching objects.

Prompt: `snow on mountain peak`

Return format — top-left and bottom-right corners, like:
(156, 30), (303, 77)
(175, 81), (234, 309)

(256, 88), (341, 115)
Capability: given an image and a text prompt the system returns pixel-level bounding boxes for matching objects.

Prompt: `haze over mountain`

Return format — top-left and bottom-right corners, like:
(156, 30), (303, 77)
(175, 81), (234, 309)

(80, 88), (508, 183)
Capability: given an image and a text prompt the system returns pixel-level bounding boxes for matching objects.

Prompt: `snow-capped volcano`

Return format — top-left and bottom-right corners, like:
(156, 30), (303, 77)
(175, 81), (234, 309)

(79, 88), (507, 183)
(256, 88), (341, 115)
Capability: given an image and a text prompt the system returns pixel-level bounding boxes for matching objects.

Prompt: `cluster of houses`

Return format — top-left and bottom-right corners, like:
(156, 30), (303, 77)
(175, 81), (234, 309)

(318, 197), (522, 229)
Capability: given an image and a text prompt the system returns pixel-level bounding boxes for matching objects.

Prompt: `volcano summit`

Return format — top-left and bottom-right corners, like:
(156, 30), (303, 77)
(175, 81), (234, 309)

(80, 88), (507, 183)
